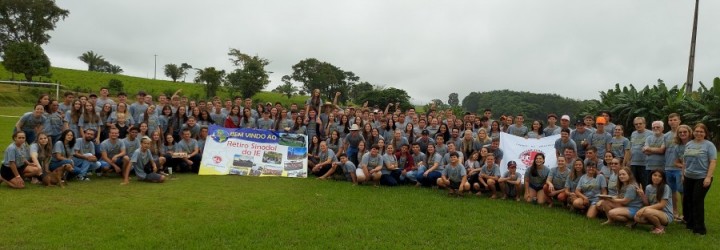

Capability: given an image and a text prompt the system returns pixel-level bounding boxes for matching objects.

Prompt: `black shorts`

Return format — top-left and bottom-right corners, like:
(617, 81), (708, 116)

(1, 165), (26, 181)
(313, 165), (332, 177)
(450, 181), (462, 189)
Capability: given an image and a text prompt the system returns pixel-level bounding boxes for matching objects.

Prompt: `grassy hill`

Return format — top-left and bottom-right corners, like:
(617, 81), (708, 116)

(0, 64), (308, 106)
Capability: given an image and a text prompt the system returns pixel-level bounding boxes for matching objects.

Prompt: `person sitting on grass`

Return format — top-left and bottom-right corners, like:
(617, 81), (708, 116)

(126, 136), (165, 184)
(499, 161), (522, 201)
(595, 157), (623, 215)
(100, 127), (129, 176)
(312, 141), (337, 179)
(544, 156), (570, 207)
(565, 159), (586, 210)
(600, 166), (643, 227)
(405, 143), (426, 185)
(635, 169), (673, 234)
(465, 151), (482, 195)
(175, 128), (200, 173)
(72, 129), (101, 181)
(29, 132), (53, 184)
(417, 144), (443, 187)
(478, 154), (500, 198)
(332, 153), (358, 185)
(524, 153), (550, 204)
(359, 144), (384, 187)
(1, 131), (42, 189)
(573, 161), (607, 218)
(380, 144), (401, 186)
(437, 152), (469, 196)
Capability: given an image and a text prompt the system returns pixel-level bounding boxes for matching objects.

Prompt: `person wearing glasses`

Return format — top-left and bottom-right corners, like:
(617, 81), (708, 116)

(682, 123), (716, 235)
(629, 117), (651, 189)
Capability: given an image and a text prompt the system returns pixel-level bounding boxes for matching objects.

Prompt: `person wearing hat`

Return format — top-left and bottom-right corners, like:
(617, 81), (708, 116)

(415, 129), (434, 154)
(544, 113), (561, 137)
(342, 124), (365, 165)
(499, 161), (522, 201)
(600, 111), (616, 137)
(588, 116), (612, 158)
(570, 119), (592, 160)
(559, 115), (572, 133)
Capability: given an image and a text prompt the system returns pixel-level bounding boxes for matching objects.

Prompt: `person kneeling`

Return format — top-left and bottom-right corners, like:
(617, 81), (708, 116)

(333, 154), (359, 185)
(437, 152), (469, 196)
(634, 170), (673, 234)
(126, 136), (165, 185)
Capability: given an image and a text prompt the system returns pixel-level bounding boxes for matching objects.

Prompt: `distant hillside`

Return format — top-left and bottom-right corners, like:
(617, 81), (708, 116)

(462, 89), (595, 123)
(0, 64), (308, 106)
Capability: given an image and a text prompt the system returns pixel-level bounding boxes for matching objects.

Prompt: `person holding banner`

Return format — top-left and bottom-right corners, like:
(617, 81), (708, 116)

(359, 144), (383, 187)
(524, 153), (550, 204)
(573, 161), (607, 218)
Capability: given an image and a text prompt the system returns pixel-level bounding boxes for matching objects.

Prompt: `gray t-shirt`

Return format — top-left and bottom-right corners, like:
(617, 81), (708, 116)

(100, 139), (125, 158)
(441, 151), (464, 166)
(442, 163), (466, 182)
(129, 102), (148, 122)
(644, 134), (666, 169)
(549, 167), (570, 189)
(360, 153), (383, 171)
(589, 131), (612, 157)
(645, 184), (673, 222)
(344, 133), (365, 149)
(524, 166), (550, 186)
(51, 141), (72, 162)
(554, 139), (577, 156)
(256, 118), (275, 130)
(318, 149), (337, 164)
(570, 129), (592, 156)
(123, 138), (141, 156)
(683, 140), (717, 179)
(2, 143), (29, 167)
(412, 152), (427, 167)
(131, 148), (153, 179)
(507, 125), (528, 137)
(664, 132), (681, 171)
(175, 138), (198, 154)
(426, 153), (442, 171)
(381, 153), (397, 175)
(576, 174), (607, 203)
(73, 139), (95, 156)
(480, 163), (501, 178)
(630, 130), (652, 166)
(609, 137), (629, 159)
(607, 172), (619, 196)
(618, 183), (643, 209)
(18, 112), (47, 131)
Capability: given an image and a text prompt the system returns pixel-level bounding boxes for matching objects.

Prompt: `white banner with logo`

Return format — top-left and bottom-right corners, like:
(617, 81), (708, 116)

(499, 132), (560, 181)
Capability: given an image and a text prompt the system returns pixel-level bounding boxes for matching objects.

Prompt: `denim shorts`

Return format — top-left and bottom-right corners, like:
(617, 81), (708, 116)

(665, 170), (683, 193)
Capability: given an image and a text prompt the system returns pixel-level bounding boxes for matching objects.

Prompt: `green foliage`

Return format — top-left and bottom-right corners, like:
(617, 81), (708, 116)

(225, 49), (270, 99)
(462, 90), (586, 123)
(448, 92), (459, 107)
(0, 0), (69, 50)
(1, 41), (50, 81)
(356, 87), (413, 111)
(285, 58), (358, 104)
(349, 81), (373, 103)
(107, 78), (123, 92)
(274, 79), (298, 99)
(164, 63), (182, 82)
(194, 67), (226, 99)
(77, 50), (104, 71)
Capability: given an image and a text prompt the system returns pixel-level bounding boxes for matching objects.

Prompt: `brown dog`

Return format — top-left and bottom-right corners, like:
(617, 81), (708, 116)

(43, 164), (73, 187)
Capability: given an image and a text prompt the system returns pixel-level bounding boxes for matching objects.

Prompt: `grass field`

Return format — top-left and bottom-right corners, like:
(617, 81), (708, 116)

(0, 173), (717, 249)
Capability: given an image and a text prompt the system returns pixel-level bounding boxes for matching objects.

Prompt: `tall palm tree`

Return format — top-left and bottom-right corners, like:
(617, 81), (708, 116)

(78, 51), (105, 71)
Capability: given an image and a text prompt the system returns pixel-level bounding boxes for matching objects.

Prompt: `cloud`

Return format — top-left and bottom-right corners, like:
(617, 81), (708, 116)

(44, 0), (720, 103)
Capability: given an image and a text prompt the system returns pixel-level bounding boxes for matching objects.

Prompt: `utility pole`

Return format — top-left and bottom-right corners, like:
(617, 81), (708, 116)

(154, 54), (158, 80)
(685, 0), (699, 94)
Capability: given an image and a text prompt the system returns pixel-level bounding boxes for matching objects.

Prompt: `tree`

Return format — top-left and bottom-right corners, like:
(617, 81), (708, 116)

(107, 78), (123, 92)
(448, 93), (459, 107)
(0, 0), (70, 50)
(349, 81), (373, 102)
(78, 50), (105, 71)
(286, 58), (358, 104)
(95, 60), (122, 74)
(355, 87), (413, 111)
(164, 64), (182, 82)
(1, 41), (50, 81)
(225, 48), (270, 99)
(180, 63), (192, 82)
(195, 67), (225, 99)
(275, 79), (298, 99)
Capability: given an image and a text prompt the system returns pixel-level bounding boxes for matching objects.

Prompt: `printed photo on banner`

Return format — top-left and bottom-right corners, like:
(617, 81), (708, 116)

(199, 125), (308, 178)
(499, 132), (560, 182)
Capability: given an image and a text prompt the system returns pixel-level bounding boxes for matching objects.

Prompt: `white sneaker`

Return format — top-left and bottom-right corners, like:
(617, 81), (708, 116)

(83, 176), (91, 181)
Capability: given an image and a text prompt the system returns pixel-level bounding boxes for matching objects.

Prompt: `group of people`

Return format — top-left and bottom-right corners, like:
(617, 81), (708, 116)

(1, 88), (715, 236)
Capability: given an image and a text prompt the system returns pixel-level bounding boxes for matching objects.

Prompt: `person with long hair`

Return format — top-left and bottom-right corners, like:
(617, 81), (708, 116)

(49, 130), (75, 179)
(1, 131), (42, 188)
(465, 151), (482, 195)
(326, 130), (343, 155)
(682, 123), (716, 235)
(417, 143), (443, 187)
(197, 109), (215, 127)
(162, 133), (179, 173)
(526, 120), (544, 139)
(290, 116), (306, 134)
(544, 156), (570, 207)
(305, 89), (323, 117)
(29, 132), (53, 183)
(79, 101), (102, 144)
(169, 106), (188, 141)
(600, 166), (643, 227)
(98, 103), (114, 142)
(565, 159), (586, 209)
(241, 107), (256, 129)
(610, 125), (630, 165)
(488, 120), (502, 140)
(435, 123), (450, 143)
(109, 102), (135, 128)
(224, 105), (242, 128)
(573, 161), (607, 218)
(635, 169), (673, 234)
(355, 140), (368, 165)
(524, 153), (550, 204)
(671, 124), (692, 221)
(140, 105), (161, 136)
(337, 115), (350, 139)
(476, 128), (491, 148)
(307, 135), (322, 169)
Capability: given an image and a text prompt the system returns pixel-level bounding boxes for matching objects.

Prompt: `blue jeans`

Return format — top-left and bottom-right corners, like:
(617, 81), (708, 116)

(73, 157), (92, 176)
(666, 170), (683, 193)
(404, 165), (426, 183)
(380, 169), (402, 186)
(50, 159), (73, 171)
(417, 170), (441, 187)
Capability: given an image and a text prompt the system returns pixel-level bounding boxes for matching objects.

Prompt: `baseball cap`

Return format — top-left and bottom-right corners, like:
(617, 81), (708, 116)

(421, 129), (429, 135)
(596, 117), (607, 125)
(507, 161), (517, 167)
(575, 119), (584, 125)
(561, 115), (570, 121)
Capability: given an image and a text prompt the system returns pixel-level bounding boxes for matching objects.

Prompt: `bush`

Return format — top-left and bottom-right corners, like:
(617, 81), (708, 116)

(108, 79), (123, 92)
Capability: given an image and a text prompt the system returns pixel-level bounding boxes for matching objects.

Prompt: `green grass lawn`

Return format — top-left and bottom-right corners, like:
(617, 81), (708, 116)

(0, 172), (718, 249)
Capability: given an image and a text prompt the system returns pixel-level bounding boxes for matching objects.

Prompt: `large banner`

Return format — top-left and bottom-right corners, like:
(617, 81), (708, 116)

(199, 125), (308, 178)
(499, 132), (560, 182)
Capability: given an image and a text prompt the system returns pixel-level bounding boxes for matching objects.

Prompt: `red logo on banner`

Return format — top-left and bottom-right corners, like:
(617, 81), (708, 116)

(213, 156), (222, 164)
(518, 149), (542, 167)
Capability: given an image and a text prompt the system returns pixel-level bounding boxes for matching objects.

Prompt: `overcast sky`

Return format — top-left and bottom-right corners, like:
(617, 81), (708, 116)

(44, 0), (720, 104)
